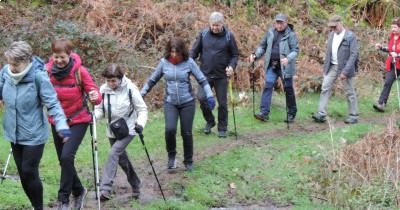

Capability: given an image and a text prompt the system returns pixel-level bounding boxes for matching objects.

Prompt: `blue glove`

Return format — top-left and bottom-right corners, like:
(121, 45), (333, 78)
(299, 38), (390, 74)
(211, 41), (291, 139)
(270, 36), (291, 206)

(58, 129), (72, 140)
(207, 97), (216, 110)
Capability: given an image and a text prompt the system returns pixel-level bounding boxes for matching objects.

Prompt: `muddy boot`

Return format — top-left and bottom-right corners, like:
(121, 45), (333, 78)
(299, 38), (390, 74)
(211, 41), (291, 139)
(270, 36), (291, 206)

(167, 157), (176, 169)
(100, 191), (111, 202)
(218, 130), (227, 138)
(254, 113), (269, 122)
(284, 114), (295, 123)
(312, 112), (326, 123)
(373, 102), (385, 112)
(184, 163), (193, 172)
(344, 114), (359, 124)
(71, 187), (87, 210)
(56, 201), (69, 210)
(132, 184), (141, 199)
(204, 122), (216, 134)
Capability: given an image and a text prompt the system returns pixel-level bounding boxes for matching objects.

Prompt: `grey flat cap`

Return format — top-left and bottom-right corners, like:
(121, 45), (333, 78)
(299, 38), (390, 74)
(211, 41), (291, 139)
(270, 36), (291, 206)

(275, 13), (288, 22)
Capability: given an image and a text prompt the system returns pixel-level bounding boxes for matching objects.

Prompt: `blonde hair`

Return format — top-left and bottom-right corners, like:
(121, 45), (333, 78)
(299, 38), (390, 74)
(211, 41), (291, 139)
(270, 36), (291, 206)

(4, 41), (33, 63)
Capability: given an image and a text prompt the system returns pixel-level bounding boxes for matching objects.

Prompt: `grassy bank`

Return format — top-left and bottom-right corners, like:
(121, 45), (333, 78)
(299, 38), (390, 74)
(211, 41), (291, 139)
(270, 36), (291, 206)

(0, 87), (399, 209)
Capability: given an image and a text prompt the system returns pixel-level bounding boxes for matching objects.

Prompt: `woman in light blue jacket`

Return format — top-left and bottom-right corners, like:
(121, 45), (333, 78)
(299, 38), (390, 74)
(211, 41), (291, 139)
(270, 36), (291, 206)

(141, 37), (215, 172)
(0, 41), (71, 210)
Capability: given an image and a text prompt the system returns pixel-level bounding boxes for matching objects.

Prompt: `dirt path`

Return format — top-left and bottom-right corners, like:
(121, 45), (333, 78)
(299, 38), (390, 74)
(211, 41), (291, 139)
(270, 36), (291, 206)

(84, 113), (396, 209)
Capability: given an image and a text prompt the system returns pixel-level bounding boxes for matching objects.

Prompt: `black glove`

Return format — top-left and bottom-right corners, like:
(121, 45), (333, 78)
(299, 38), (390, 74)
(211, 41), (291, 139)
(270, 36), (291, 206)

(134, 124), (143, 134)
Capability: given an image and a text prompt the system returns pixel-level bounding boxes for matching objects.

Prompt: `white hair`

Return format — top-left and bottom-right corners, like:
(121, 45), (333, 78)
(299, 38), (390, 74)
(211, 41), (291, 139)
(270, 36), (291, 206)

(4, 41), (33, 63)
(209, 12), (224, 24)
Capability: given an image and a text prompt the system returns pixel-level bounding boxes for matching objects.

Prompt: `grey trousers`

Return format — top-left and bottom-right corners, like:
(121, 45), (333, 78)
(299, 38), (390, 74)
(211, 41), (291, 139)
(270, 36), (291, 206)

(317, 65), (358, 117)
(100, 135), (140, 193)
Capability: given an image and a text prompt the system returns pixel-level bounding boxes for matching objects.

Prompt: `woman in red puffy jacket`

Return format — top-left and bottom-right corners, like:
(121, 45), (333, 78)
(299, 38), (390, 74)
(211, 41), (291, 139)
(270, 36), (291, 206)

(46, 39), (102, 210)
(373, 18), (400, 112)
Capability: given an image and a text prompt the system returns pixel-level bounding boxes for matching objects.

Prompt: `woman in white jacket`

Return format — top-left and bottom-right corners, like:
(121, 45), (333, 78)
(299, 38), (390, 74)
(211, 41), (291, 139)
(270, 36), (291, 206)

(94, 64), (148, 200)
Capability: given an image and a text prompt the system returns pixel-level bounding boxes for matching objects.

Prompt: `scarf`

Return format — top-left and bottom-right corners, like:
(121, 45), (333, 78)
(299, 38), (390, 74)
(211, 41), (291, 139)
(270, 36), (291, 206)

(8, 62), (32, 85)
(168, 56), (183, 65)
(51, 57), (74, 81)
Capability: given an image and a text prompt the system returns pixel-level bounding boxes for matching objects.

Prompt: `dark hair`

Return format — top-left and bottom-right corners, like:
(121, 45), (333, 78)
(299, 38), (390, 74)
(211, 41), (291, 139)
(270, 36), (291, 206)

(51, 39), (73, 54)
(164, 37), (189, 61)
(102, 64), (125, 79)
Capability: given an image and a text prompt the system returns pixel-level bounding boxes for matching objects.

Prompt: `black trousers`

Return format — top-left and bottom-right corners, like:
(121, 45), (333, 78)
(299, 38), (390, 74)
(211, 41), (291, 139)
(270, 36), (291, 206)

(164, 100), (195, 164)
(11, 143), (45, 210)
(51, 123), (88, 203)
(197, 77), (228, 131)
(378, 66), (400, 105)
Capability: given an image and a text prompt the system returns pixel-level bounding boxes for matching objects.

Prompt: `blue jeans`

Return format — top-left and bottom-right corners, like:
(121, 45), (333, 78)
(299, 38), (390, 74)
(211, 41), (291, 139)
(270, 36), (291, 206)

(260, 67), (297, 116)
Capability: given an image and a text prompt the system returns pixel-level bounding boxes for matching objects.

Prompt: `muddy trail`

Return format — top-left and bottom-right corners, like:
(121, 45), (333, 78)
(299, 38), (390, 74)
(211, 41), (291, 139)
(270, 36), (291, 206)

(82, 112), (396, 209)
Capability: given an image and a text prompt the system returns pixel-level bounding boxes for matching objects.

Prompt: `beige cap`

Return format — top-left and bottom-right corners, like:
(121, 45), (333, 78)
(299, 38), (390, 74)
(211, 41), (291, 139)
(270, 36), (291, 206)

(328, 15), (342, 27)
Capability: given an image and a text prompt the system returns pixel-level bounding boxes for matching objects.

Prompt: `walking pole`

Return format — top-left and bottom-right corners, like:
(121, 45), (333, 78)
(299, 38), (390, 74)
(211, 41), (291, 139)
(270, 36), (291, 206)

(251, 61), (256, 117)
(137, 131), (166, 201)
(280, 55), (290, 130)
(90, 106), (101, 210)
(1, 148), (12, 184)
(392, 55), (400, 110)
(228, 77), (238, 140)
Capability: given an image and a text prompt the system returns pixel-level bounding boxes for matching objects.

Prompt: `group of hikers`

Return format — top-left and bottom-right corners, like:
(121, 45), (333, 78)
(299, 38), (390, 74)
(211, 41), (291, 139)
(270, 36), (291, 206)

(0, 10), (399, 210)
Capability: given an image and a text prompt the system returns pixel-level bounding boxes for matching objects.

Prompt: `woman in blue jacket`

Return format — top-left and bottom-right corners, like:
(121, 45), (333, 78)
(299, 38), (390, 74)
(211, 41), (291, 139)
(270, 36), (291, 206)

(141, 37), (215, 171)
(0, 41), (71, 210)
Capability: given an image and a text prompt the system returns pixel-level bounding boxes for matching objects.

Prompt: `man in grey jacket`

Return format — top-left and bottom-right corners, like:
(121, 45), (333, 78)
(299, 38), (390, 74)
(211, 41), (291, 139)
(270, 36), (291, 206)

(249, 13), (299, 123)
(312, 15), (359, 124)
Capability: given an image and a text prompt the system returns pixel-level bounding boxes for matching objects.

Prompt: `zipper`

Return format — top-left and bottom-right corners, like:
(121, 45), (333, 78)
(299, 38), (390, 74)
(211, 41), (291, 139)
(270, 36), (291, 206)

(174, 65), (180, 105)
(14, 84), (18, 144)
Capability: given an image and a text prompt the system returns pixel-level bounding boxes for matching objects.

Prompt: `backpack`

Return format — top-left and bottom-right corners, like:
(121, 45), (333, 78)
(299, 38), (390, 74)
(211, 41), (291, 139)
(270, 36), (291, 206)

(200, 28), (231, 42)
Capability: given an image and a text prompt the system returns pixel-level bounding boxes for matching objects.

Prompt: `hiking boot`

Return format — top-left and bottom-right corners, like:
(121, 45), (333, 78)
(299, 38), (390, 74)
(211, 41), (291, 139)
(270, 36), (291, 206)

(167, 157), (177, 169)
(373, 102), (385, 112)
(72, 187), (87, 210)
(100, 191), (111, 202)
(218, 130), (227, 138)
(284, 114), (295, 123)
(344, 115), (358, 124)
(132, 185), (140, 199)
(254, 113), (269, 122)
(184, 163), (193, 172)
(204, 122), (216, 134)
(312, 113), (326, 123)
(56, 201), (69, 210)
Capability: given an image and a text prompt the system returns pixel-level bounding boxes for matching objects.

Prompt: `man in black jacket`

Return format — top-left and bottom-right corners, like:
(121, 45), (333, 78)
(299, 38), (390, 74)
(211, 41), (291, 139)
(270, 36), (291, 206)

(190, 11), (239, 138)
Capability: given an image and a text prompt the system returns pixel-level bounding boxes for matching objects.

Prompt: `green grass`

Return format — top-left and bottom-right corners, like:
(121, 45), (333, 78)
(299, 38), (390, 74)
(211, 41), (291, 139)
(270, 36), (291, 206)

(0, 88), (399, 209)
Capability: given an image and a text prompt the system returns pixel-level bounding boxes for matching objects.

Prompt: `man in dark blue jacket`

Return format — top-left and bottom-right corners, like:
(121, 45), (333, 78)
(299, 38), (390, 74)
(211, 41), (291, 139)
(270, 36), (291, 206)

(190, 11), (239, 138)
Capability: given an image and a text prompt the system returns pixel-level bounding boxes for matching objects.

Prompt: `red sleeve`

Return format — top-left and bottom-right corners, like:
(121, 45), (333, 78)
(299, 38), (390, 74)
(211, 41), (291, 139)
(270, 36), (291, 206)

(79, 66), (102, 105)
